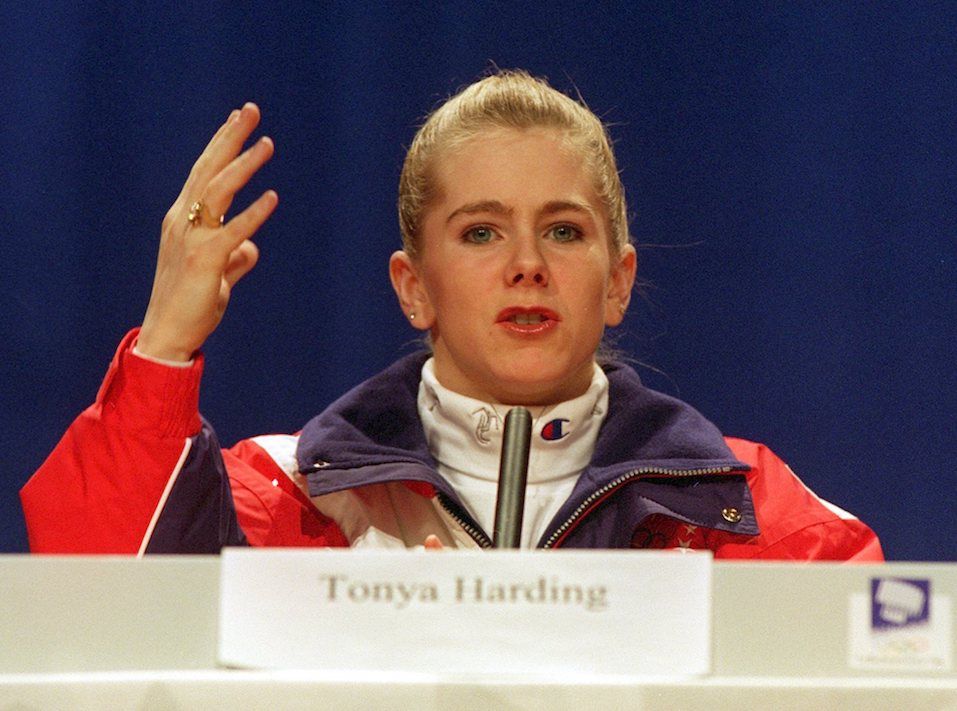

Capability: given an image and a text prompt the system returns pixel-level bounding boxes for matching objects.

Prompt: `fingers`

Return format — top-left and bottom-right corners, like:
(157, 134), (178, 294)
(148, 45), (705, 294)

(203, 136), (275, 219)
(177, 103), (262, 207)
(423, 535), (444, 550)
(204, 108), (240, 153)
(224, 240), (260, 288)
(221, 189), (279, 251)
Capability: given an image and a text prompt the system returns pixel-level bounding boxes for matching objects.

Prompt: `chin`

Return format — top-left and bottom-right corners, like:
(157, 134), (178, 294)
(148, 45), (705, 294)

(489, 355), (592, 405)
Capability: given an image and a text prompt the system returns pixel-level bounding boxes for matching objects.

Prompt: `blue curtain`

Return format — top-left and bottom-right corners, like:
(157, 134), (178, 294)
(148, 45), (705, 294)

(2, 2), (954, 559)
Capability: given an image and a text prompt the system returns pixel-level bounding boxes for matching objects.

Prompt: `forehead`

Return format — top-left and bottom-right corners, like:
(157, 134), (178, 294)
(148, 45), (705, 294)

(429, 127), (601, 206)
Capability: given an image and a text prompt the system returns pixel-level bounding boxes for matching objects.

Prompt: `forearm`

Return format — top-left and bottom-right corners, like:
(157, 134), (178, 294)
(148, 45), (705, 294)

(21, 330), (244, 553)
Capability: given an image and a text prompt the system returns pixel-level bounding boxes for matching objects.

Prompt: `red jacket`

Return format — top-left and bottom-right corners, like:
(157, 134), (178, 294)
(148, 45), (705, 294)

(21, 330), (883, 560)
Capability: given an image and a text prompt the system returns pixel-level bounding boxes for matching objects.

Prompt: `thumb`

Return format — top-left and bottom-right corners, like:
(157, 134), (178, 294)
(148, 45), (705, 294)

(224, 240), (260, 287)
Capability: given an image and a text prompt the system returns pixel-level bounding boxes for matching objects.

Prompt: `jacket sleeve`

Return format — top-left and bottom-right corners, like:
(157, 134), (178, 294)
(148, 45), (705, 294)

(716, 438), (884, 562)
(20, 330), (246, 554)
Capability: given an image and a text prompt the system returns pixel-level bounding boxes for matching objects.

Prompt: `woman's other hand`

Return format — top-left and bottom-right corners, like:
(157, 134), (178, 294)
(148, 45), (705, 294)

(138, 103), (278, 362)
(423, 534), (444, 550)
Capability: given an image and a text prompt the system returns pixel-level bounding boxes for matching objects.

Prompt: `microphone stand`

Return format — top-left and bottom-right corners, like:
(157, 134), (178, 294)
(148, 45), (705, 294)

(492, 407), (532, 549)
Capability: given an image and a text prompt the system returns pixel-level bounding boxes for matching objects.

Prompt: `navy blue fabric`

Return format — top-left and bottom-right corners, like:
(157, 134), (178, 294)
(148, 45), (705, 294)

(145, 421), (248, 554)
(557, 476), (757, 550)
(297, 353), (437, 474)
(4, 4), (955, 559)
(298, 353), (755, 548)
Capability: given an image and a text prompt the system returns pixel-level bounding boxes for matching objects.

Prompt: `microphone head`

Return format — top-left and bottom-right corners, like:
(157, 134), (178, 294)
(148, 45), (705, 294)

(493, 406), (532, 549)
(503, 406), (532, 442)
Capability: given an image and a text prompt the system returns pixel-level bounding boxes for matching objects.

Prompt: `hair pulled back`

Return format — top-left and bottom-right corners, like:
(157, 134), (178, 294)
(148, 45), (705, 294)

(398, 70), (630, 256)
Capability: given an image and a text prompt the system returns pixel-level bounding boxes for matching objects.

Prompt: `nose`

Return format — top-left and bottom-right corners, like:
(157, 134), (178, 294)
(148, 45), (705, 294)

(505, 233), (549, 287)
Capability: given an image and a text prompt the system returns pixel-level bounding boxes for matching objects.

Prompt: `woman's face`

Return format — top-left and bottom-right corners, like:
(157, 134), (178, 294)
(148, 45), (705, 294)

(390, 128), (636, 405)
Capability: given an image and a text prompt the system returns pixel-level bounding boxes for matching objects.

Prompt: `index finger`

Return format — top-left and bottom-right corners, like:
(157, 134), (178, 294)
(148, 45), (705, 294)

(177, 102), (263, 205)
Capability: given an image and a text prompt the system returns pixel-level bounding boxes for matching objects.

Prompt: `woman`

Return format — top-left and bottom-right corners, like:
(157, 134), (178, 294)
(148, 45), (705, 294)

(21, 71), (882, 559)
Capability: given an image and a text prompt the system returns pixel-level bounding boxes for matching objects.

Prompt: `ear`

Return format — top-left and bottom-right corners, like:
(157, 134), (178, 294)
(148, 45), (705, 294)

(389, 250), (435, 330)
(604, 244), (637, 327)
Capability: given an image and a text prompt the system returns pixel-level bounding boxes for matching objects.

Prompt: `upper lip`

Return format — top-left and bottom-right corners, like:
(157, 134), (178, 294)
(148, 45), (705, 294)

(495, 306), (561, 322)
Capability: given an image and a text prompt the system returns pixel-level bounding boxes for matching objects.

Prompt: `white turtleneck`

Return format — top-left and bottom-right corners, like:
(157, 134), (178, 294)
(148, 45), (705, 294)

(417, 358), (609, 548)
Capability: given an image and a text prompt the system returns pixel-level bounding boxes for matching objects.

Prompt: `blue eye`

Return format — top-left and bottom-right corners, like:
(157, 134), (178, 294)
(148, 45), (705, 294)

(464, 226), (496, 244)
(549, 224), (582, 242)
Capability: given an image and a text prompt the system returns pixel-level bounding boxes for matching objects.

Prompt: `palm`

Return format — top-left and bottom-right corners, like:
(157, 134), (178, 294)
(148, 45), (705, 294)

(137, 104), (277, 362)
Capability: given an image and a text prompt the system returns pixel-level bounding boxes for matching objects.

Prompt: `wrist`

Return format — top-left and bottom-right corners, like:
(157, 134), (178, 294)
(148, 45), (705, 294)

(132, 343), (195, 368)
(135, 330), (196, 363)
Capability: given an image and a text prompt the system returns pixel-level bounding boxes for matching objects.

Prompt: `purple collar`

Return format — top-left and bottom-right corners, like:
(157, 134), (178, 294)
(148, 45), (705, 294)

(296, 353), (757, 544)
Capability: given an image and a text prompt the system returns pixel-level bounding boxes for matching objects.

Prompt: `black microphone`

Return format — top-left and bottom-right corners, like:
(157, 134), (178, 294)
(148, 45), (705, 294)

(492, 407), (532, 549)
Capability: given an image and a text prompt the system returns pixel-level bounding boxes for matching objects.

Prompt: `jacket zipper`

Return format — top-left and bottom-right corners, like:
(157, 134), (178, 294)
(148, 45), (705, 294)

(541, 465), (735, 549)
(435, 466), (735, 550)
(436, 492), (493, 549)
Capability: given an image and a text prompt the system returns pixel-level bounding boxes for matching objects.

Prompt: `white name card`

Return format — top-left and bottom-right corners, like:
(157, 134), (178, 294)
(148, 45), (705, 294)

(219, 548), (712, 676)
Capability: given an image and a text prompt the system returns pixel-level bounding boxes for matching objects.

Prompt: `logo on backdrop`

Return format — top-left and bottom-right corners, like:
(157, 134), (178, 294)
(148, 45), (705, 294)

(848, 575), (950, 672)
(541, 418), (571, 441)
(871, 578), (930, 630)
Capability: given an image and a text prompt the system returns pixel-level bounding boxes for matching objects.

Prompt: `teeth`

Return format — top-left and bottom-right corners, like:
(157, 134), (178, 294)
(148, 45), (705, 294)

(512, 313), (545, 325)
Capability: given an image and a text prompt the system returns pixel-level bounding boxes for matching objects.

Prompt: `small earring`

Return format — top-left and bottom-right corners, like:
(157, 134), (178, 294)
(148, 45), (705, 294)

(618, 303), (626, 314)
(409, 312), (416, 321)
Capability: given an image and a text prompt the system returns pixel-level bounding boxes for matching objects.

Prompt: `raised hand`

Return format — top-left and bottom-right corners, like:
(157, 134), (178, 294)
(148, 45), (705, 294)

(138, 103), (278, 362)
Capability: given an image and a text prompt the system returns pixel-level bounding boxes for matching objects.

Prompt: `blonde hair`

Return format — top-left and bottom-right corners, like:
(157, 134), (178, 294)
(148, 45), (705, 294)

(398, 69), (630, 256)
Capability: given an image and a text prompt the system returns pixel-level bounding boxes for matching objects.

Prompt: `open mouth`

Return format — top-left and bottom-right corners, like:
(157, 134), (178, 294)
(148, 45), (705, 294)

(496, 307), (560, 333)
(510, 313), (547, 325)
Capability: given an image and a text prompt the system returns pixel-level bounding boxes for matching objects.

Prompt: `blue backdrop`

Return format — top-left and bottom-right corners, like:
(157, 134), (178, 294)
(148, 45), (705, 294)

(2, 2), (954, 560)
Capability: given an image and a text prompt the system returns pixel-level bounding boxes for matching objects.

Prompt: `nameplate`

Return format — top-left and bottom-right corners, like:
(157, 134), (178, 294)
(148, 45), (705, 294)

(219, 548), (712, 676)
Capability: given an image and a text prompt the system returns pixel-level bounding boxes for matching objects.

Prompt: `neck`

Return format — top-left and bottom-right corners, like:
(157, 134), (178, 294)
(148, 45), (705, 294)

(430, 352), (596, 405)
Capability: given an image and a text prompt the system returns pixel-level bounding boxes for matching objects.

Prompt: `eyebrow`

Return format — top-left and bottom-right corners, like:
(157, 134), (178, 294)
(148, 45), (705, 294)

(540, 200), (595, 218)
(445, 200), (513, 224)
(445, 199), (595, 224)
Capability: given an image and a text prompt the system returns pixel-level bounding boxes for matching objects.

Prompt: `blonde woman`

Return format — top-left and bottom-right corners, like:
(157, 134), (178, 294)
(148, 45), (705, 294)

(22, 71), (881, 560)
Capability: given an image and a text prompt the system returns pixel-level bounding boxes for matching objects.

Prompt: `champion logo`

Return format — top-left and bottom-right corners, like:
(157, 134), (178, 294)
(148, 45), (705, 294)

(541, 418), (571, 441)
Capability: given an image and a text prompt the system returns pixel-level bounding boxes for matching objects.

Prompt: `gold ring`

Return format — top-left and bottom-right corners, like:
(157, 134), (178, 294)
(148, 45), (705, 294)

(187, 200), (225, 228)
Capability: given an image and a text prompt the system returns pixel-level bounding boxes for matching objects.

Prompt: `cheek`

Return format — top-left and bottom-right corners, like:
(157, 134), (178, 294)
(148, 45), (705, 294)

(558, 257), (612, 310)
(420, 261), (468, 319)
